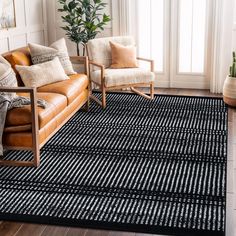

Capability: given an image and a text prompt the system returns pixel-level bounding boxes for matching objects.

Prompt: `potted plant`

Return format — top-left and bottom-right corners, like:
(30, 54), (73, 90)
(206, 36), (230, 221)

(223, 51), (236, 107)
(58, 0), (111, 56)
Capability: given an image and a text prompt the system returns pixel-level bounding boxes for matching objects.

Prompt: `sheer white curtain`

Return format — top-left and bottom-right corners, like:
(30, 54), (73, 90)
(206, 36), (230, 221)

(111, 0), (136, 36)
(211, 0), (235, 93)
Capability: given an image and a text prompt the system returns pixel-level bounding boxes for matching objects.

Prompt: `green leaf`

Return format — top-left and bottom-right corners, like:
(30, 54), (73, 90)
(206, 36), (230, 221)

(63, 5), (69, 11)
(68, 1), (77, 10)
(58, 0), (111, 49)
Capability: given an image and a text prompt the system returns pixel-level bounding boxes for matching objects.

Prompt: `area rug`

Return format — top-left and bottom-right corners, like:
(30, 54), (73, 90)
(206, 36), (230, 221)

(0, 93), (228, 236)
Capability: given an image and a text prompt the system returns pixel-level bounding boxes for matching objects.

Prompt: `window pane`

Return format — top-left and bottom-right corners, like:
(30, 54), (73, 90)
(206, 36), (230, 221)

(192, 0), (206, 72)
(179, 0), (207, 73)
(179, 0), (192, 72)
(151, 0), (164, 72)
(138, 0), (151, 59)
(138, 0), (164, 72)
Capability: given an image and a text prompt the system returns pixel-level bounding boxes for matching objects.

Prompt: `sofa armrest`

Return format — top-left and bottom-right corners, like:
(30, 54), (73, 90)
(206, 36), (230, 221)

(70, 56), (89, 77)
(89, 61), (106, 85)
(0, 87), (35, 93)
(137, 57), (154, 72)
(1, 86), (40, 166)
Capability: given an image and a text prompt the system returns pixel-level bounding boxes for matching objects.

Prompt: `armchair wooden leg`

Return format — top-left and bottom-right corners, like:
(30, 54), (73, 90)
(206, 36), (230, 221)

(150, 82), (154, 99)
(33, 146), (40, 167)
(102, 86), (106, 109)
(131, 87), (154, 100)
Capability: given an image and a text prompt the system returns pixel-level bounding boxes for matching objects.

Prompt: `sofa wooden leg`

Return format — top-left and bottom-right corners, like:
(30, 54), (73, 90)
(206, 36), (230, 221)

(30, 88), (40, 167)
(85, 98), (90, 112)
(33, 146), (40, 167)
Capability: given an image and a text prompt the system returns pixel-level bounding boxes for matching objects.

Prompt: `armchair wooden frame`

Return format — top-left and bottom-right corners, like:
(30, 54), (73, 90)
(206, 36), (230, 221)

(89, 57), (155, 109)
(0, 56), (89, 167)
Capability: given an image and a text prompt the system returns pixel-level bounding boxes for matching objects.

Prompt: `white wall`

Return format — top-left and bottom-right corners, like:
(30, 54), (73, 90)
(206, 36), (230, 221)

(46, 0), (112, 56)
(0, 0), (48, 54)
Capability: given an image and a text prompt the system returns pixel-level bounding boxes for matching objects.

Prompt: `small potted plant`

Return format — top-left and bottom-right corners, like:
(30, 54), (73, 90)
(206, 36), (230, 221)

(223, 51), (236, 107)
(58, 0), (111, 56)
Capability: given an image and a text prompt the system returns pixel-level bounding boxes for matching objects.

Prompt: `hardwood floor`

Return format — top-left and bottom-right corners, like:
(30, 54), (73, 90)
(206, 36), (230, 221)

(0, 88), (235, 236)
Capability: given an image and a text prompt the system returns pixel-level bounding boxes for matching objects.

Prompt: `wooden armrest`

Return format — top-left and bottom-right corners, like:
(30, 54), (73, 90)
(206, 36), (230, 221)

(137, 57), (154, 72)
(137, 57), (153, 62)
(70, 56), (87, 62)
(0, 86), (35, 93)
(89, 61), (105, 70)
(89, 61), (105, 85)
(70, 56), (89, 76)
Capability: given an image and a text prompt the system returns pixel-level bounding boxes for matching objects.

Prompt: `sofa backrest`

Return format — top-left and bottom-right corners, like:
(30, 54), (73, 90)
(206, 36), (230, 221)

(2, 47), (32, 86)
(86, 36), (135, 70)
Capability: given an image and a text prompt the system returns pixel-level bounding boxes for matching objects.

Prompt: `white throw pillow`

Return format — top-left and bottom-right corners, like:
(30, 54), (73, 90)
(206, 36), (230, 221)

(15, 57), (69, 88)
(0, 56), (18, 99)
(28, 38), (76, 75)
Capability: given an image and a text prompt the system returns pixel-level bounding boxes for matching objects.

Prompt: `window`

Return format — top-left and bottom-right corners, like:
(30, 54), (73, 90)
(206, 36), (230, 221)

(179, 0), (207, 73)
(136, 0), (211, 88)
(137, 0), (164, 72)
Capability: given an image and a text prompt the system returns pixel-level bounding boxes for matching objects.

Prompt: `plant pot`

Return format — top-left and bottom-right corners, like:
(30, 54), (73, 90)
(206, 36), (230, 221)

(223, 76), (236, 107)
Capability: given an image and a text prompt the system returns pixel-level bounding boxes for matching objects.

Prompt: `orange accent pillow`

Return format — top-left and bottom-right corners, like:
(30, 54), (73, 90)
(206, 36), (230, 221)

(4, 51), (32, 86)
(110, 41), (138, 69)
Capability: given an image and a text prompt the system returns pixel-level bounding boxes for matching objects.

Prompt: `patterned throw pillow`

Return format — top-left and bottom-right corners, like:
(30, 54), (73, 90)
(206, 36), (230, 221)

(0, 56), (18, 99)
(15, 57), (69, 88)
(28, 38), (76, 75)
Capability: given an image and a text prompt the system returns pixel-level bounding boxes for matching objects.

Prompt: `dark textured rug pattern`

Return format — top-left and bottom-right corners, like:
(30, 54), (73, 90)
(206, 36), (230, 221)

(0, 93), (227, 236)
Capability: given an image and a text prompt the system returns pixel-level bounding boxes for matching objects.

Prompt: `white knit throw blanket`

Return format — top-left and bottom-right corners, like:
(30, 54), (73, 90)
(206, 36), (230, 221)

(0, 95), (47, 156)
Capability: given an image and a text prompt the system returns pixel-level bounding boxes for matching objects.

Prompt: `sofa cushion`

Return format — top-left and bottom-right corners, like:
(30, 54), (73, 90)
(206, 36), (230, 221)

(3, 47), (32, 86)
(5, 92), (67, 129)
(37, 74), (89, 105)
(0, 56), (18, 99)
(87, 36), (135, 70)
(3, 90), (89, 148)
(91, 68), (155, 87)
(4, 125), (32, 133)
(5, 51), (31, 68)
(28, 38), (76, 75)
(15, 57), (69, 88)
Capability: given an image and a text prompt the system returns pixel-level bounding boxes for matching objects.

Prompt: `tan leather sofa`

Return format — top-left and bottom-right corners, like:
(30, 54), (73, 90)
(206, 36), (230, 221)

(0, 47), (90, 167)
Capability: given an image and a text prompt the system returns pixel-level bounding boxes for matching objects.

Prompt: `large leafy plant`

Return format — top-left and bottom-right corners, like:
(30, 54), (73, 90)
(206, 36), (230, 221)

(58, 0), (111, 56)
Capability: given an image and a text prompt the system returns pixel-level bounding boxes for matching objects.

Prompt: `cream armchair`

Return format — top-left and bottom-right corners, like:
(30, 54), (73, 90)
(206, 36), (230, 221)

(87, 36), (155, 108)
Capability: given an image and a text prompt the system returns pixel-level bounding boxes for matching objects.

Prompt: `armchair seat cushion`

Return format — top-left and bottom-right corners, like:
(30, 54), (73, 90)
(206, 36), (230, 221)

(37, 74), (89, 105)
(91, 68), (155, 88)
(5, 92), (67, 129)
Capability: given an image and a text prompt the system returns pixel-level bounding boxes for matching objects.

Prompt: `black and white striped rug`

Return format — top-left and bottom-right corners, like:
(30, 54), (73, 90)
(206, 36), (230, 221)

(0, 93), (227, 236)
